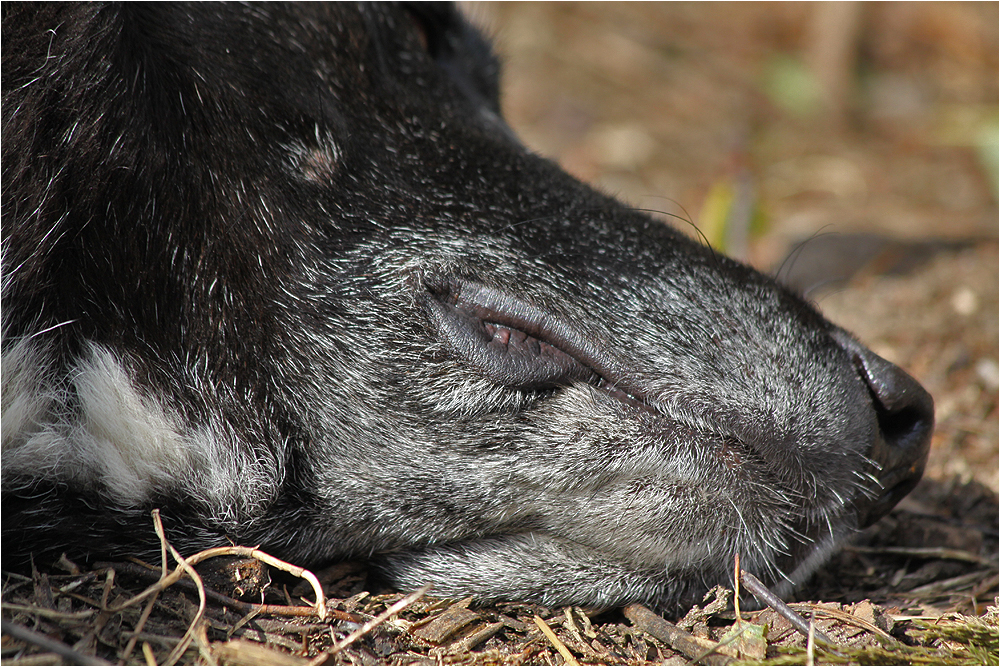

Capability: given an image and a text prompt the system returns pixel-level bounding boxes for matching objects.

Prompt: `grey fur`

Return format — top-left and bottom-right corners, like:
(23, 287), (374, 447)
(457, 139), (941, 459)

(1, 3), (932, 614)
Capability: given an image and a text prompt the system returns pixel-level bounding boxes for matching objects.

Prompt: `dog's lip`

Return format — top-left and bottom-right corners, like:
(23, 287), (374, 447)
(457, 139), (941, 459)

(423, 277), (647, 404)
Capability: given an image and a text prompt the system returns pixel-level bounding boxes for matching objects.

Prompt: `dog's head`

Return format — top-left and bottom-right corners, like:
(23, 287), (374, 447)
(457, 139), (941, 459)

(2, 3), (932, 612)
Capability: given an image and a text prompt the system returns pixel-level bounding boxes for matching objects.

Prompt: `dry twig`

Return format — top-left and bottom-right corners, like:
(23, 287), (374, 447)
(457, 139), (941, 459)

(1, 618), (111, 666)
(624, 603), (733, 666)
(739, 569), (838, 649)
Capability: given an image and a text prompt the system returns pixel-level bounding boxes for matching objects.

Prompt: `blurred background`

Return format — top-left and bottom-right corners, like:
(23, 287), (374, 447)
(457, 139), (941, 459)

(470, 2), (998, 493)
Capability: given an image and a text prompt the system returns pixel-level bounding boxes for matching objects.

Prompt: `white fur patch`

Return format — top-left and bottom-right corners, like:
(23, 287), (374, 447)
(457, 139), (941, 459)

(3, 340), (194, 503)
(1, 337), (56, 450)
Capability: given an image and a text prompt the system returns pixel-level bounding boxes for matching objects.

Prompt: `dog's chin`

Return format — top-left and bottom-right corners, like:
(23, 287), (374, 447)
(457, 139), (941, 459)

(374, 533), (647, 608)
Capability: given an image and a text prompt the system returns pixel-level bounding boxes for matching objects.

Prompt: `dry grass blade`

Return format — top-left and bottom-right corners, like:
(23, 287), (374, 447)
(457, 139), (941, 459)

(908, 570), (995, 597)
(806, 618), (816, 667)
(787, 602), (897, 643)
(105, 559), (186, 613)
(214, 638), (310, 666)
(533, 615), (580, 666)
(142, 641), (158, 665)
(848, 545), (999, 568)
(0, 603), (96, 621)
(121, 529), (175, 663)
(733, 553), (743, 622)
(120, 591), (162, 662)
(151, 510), (207, 666)
(228, 606), (263, 640)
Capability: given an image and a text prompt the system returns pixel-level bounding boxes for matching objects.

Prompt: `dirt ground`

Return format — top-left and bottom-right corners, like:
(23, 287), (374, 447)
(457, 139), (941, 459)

(3, 3), (997, 665)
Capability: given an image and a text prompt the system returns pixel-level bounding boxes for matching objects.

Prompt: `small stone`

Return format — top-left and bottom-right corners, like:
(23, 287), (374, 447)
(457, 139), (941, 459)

(975, 357), (999, 390)
(951, 286), (979, 315)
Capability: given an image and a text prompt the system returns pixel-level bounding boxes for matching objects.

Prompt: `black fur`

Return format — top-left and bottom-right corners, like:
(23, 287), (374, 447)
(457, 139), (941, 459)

(2, 3), (933, 613)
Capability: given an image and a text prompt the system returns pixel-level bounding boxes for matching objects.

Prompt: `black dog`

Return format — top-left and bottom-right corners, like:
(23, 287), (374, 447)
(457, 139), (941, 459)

(2, 3), (933, 613)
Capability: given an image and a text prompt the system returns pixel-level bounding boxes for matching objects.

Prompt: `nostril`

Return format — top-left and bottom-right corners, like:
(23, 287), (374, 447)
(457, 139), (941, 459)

(850, 349), (934, 453)
(871, 397), (932, 451)
(829, 329), (935, 451)
(829, 329), (935, 528)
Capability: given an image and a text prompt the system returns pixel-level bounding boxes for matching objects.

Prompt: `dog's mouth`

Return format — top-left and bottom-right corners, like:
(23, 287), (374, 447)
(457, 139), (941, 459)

(422, 277), (647, 408)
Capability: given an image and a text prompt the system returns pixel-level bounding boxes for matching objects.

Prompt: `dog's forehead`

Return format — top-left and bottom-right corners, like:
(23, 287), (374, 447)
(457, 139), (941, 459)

(160, 4), (455, 78)
(147, 4), (496, 130)
(170, 5), (393, 80)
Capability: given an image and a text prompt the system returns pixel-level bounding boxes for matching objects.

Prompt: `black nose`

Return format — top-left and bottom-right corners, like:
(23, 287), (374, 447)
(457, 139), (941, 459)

(830, 330), (934, 528)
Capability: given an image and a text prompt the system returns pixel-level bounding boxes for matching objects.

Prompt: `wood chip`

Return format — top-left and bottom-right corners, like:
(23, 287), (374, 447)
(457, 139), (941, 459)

(411, 605), (481, 644)
(442, 621), (505, 654)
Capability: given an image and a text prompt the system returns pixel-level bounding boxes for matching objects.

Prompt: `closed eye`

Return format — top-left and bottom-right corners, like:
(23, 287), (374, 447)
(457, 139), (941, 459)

(422, 277), (647, 410)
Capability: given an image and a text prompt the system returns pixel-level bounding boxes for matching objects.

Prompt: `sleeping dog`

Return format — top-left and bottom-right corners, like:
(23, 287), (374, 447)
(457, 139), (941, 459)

(2, 3), (933, 613)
